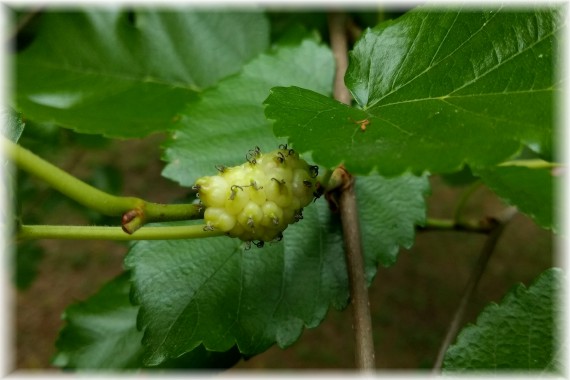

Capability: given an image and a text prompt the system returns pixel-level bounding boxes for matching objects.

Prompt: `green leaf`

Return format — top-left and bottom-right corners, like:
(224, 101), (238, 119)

(356, 173), (429, 282)
(53, 272), (144, 369)
(474, 160), (559, 232)
(124, 173), (429, 365)
(53, 271), (242, 370)
(2, 108), (25, 142)
(443, 267), (564, 372)
(162, 37), (334, 186)
(14, 10), (269, 137)
(264, 8), (561, 176)
(124, 203), (348, 366)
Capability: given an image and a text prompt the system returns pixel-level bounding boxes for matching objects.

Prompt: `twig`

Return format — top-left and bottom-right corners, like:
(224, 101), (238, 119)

(328, 12), (352, 105)
(418, 217), (493, 234)
(346, 17), (363, 44)
(3, 137), (202, 232)
(432, 206), (518, 372)
(327, 12), (375, 371)
(336, 167), (376, 370)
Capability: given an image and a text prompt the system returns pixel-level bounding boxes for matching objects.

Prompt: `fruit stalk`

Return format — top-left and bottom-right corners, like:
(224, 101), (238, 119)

(3, 137), (202, 230)
(17, 224), (224, 240)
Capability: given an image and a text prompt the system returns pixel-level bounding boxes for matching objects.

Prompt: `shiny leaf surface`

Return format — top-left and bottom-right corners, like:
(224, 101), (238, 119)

(265, 8), (561, 176)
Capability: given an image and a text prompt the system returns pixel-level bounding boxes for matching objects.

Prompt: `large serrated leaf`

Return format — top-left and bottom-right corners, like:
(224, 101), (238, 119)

(53, 272), (242, 370)
(161, 37), (334, 186)
(443, 268), (564, 372)
(124, 203), (347, 366)
(14, 10), (269, 137)
(124, 173), (429, 366)
(53, 272), (147, 369)
(474, 161), (559, 232)
(264, 8), (560, 176)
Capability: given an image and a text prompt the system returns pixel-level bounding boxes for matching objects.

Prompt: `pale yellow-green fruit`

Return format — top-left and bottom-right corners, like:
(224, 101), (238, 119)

(224, 185), (250, 215)
(264, 178), (292, 208)
(204, 207), (236, 232)
(195, 175), (230, 208)
(237, 201), (264, 231)
(195, 146), (318, 243)
(260, 201), (284, 228)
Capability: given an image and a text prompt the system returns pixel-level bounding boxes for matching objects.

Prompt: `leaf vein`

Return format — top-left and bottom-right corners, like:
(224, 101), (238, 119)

(150, 249), (237, 358)
(448, 28), (559, 96)
(375, 87), (556, 108)
(390, 15), (426, 91)
(438, 97), (539, 128)
(427, 10), (460, 67)
(368, 7), (504, 108)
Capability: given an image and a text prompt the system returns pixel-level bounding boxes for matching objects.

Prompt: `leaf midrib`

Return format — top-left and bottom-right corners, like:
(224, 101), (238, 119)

(147, 245), (239, 361)
(372, 87), (557, 109)
(365, 94), (547, 132)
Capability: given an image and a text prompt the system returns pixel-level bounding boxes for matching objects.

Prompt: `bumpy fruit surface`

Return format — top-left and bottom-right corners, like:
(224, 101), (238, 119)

(195, 146), (318, 243)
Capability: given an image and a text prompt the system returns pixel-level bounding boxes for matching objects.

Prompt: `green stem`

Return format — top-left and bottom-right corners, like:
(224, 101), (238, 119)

(421, 217), (492, 234)
(498, 159), (560, 168)
(3, 137), (201, 226)
(453, 180), (482, 223)
(18, 224), (225, 241)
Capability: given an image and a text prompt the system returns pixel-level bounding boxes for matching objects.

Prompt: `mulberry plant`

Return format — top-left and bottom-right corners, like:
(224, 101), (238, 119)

(7, 5), (562, 374)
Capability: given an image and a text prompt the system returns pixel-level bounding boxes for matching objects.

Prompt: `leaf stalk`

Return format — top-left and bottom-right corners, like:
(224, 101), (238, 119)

(420, 217), (493, 234)
(3, 137), (202, 229)
(17, 224), (224, 241)
(453, 180), (483, 224)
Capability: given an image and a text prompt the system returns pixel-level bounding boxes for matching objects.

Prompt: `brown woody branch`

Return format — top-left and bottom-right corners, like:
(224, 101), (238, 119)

(432, 207), (518, 372)
(327, 11), (375, 371)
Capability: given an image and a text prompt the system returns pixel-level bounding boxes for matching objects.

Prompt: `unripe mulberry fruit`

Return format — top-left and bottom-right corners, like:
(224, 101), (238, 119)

(195, 145), (319, 243)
